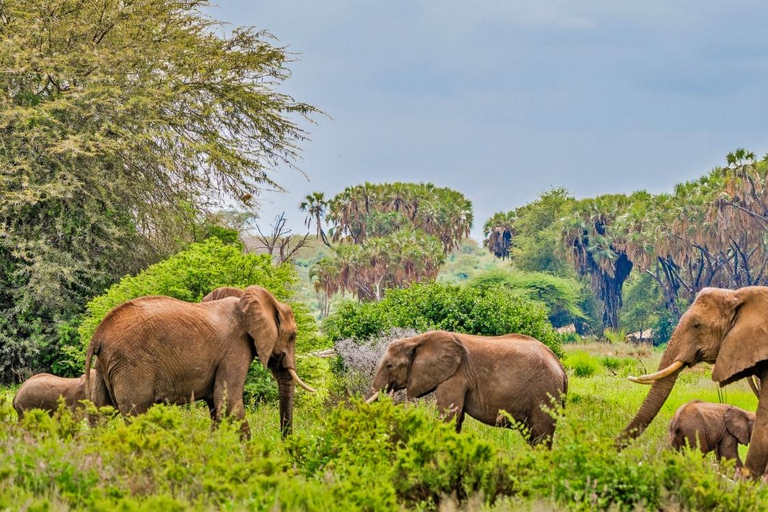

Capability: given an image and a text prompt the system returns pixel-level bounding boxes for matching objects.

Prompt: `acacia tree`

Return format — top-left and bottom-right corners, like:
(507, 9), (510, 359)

(0, 0), (317, 381)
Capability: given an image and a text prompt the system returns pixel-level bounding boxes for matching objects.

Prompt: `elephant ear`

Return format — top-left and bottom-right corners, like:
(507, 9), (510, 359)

(407, 331), (464, 400)
(724, 406), (754, 445)
(239, 285), (280, 368)
(712, 288), (768, 386)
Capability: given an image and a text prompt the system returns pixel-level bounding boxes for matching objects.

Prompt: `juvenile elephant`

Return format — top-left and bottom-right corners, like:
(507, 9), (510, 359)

(668, 401), (754, 467)
(622, 286), (768, 478)
(367, 330), (567, 446)
(85, 285), (314, 437)
(13, 370), (98, 419)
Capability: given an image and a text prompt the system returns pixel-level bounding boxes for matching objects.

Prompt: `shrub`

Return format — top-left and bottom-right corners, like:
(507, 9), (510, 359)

(468, 269), (590, 328)
(603, 328), (628, 344)
(323, 282), (561, 357)
(330, 328), (417, 401)
(565, 351), (600, 378)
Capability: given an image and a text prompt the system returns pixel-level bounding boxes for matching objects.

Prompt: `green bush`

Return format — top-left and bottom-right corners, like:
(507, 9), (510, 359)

(323, 282), (561, 356)
(564, 351), (600, 378)
(468, 269), (591, 329)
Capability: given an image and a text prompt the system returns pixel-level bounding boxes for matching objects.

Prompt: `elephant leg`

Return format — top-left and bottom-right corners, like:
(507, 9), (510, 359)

(745, 371), (768, 478)
(434, 382), (466, 433)
(528, 407), (557, 448)
(90, 374), (113, 409)
(717, 436), (742, 468)
(205, 398), (217, 429)
(213, 376), (250, 439)
(116, 401), (151, 417)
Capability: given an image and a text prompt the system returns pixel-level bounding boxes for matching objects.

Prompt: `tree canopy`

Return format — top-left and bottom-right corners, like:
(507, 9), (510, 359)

(0, 0), (316, 381)
(310, 183), (471, 306)
(483, 150), (768, 335)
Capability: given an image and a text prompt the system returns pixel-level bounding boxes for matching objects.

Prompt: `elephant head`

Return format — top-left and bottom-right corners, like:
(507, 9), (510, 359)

(724, 406), (755, 446)
(205, 285), (314, 435)
(369, 331), (464, 401)
(621, 286), (768, 442)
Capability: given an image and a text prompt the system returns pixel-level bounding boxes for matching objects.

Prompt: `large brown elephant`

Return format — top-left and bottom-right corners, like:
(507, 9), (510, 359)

(84, 285), (314, 437)
(367, 330), (567, 446)
(621, 286), (768, 478)
(13, 370), (98, 419)
(668, 400), (754, 468)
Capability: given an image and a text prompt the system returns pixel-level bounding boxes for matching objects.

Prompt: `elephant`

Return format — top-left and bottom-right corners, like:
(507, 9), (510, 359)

(201, 286), (244, 302)
(621, 286), (768, 478)
(367, 330), (567, 447)
(84, 285), (314, 437)
(668, 400), (754, 467)
(13, 370), (97, 419)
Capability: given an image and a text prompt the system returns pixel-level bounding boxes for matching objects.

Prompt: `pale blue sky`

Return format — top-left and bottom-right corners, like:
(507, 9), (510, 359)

(210, 1), (768, 240)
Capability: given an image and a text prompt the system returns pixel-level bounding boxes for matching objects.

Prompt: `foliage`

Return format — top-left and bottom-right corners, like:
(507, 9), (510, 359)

(1, 345), (768, 511)
(603, 328), (628, 344)
(468, 269), (593, 329)
(558, 193), (640, 331)
(311, 183), (472, 305)
(323, 282), (561, 357)
(299, 192), (330, 240)
(619, 273), (665, 338)
(0, 0), (316, 384)
(564, 351), (600, 378)
(484, 187), (574, 275)
(326, 182), (473, 252)
(311, 229), (446, 302)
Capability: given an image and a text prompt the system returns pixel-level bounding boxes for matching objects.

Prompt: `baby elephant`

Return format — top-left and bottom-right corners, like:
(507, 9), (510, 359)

(668, 400), (755, 467)
(13, 370), (97, 419)
(368, 330), (568, 447)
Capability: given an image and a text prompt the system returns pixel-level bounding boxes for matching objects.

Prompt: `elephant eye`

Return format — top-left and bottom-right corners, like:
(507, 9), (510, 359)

(386, 362), (393, 369)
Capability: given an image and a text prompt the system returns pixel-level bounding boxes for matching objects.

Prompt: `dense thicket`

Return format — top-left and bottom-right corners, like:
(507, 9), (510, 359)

(0, 0), (315, 382)
(310, 183), (472, 306)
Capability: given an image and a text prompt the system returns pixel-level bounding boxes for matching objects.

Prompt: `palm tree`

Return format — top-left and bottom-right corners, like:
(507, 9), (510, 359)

(299, 192), (328, 240)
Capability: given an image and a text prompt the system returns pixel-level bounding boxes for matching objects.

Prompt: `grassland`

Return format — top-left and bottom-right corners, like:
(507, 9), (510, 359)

(1, 342), (766, 510)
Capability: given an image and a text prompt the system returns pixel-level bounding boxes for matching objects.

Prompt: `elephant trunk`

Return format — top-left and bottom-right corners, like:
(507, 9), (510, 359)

(276, 368), (295, 438)
(618, 349), (683, 445)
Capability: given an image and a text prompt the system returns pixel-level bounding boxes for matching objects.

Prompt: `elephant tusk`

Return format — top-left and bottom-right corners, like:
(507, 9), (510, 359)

(628, 360), (685, 384)
(748, 376), (761, 398)
(288, 368), (316, 393)
(366, 391), (380, 404)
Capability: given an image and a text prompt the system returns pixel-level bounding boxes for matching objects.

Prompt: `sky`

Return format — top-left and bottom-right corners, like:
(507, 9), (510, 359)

(210, 1), (768, 241)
